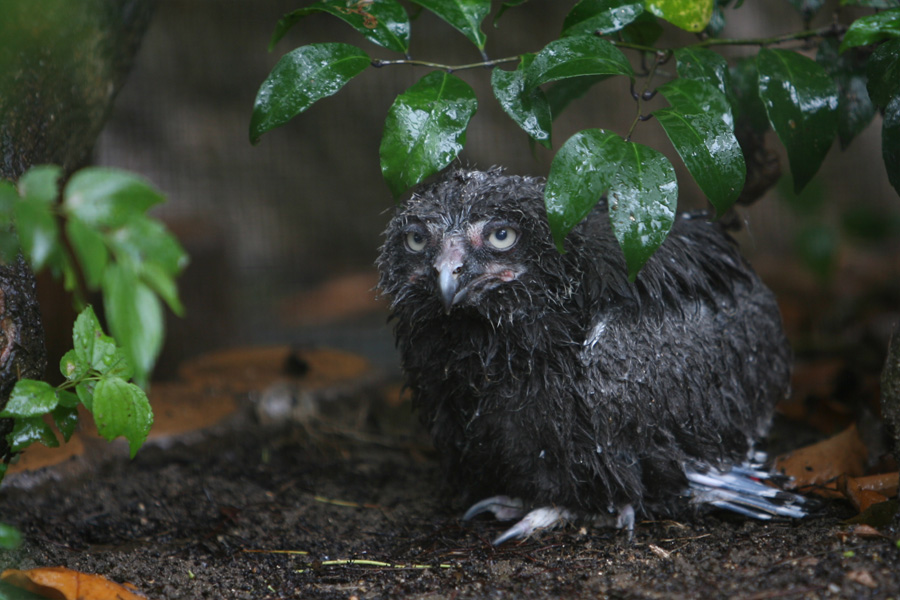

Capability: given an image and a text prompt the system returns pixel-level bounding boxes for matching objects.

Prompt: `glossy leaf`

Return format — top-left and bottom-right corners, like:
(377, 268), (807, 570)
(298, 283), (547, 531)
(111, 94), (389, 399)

(63, 168), (164, 229)
(250, 43), (370, 144)
(0, 380), (58, 418)
(7, 417), (59, 453)
(72, 306), (119, 373)
(546, 75), (610, 119)
(60, 348), (87, 382)
(269, 0), (410, 54)
(92, 376), (153, 458)
(525, 35), (633, 90)
(544, 129), (627, 250)
(562, 0), (644, 37)
(496, 0), (530, 21)
(409, 0), (490, 50)
(621, 11), (663, 45)
(817, 39), (875, 149)
(380, 72), (477, 197)
(867, 38), (900, 109)
(675, 47), (732, 101)
(13, 199), (58, 271)
(656, 79), (744, 215)
(730, 57), (770, 133)
(644, 0), (714, 32)
(52, 405), (80, 442)
(883, 95), (900, 197)
(608, 142), (677, 280)
(102, 265), (164, 387)
(57, 390), (80, 409)
(757, 48), (838, 192)
(66, 216), (109, 289)
(491, 57), (552, 148)
(840, 8), (900, 52)
(17, 165), (61, 205)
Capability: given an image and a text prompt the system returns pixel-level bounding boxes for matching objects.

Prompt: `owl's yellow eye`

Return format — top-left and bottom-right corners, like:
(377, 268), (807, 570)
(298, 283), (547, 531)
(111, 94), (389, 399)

(406, 230), (427, 252)
(486, 227), (518, 250)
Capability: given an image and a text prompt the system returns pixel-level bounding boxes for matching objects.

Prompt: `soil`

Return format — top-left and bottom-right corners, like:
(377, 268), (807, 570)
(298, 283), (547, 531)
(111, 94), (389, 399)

(0, 344), (898, 600)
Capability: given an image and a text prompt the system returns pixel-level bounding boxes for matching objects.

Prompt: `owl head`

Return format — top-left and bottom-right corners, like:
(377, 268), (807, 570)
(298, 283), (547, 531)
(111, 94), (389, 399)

(377, 167), (578, 324)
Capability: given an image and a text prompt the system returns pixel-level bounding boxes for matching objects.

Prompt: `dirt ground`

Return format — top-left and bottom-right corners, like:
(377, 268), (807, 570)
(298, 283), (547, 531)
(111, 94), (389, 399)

(0, 341), (897, 600)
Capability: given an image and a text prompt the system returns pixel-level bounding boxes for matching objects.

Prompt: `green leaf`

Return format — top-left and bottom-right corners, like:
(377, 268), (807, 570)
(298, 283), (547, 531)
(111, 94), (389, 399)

(60, 349), (88, 382)
(816, 39), (875, 149)
(644, 0), (714, 32)
(656, 79), (745, 215)
(620, 10), (663, 45)
(730, 57), (770, 134)
(7, 416), (59, 453)
(675, 47), (732, 101)
(840, 8), (900, 52)
(867, 38), (900, 109)
(92, 377), (153, 458)
(57, 389), (80, 409)
(491, 57), (552, 148)
(72, 305), (103, 362)
(0, 380), (59, 418)
(0, 523), (22, 550)
(14, 198), (59, 271)
(882, 95), (900, 197)
(18, 165), (61, 205)
(63, 167), (164, 229)
(408, 0), (490, 50)
(76, 382), (95, 412)
(544, 129), (627, 250)
(757, 48), (838, 193)
(0, 580), (61, 600)
(52, 405), (80, 442)
(379, 72), (477, 198)
(250, 43), (370, 144)
(607, 142), (677, 280)
(495, 0), (529, 22)
(562, 0), (644, 37)
(526, 35), (633, 90)
(794, 223), (838, 282)
(546, 75), (611, 119)
(269, 0), (410, 54)
(66, 216), (109, 289)
(102, 265), (164, 387)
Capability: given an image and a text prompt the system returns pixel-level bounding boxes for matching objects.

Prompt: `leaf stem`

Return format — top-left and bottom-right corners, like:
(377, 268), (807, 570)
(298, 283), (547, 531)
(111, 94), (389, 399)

(371, 55), (520, 72)
(612, 23), (844, 54)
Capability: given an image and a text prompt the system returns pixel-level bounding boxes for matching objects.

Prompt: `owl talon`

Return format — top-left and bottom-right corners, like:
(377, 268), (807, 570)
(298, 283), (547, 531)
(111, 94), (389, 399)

(491, 506), (572, 545)
(462, 495), (524, 521)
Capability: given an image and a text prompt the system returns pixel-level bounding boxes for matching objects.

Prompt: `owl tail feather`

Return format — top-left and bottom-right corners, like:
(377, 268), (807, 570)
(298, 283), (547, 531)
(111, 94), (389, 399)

(685, 459), (807, 520)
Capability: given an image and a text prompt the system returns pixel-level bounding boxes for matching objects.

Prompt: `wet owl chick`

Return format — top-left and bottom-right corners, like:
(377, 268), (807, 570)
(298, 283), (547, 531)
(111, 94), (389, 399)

(377, 167), (803, 544)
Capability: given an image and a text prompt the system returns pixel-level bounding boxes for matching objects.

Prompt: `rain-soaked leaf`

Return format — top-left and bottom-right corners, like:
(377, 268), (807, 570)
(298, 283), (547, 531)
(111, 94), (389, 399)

(380, 71), (477, 198)
(656, 79), (744, 215)
(607, 142), (677, 280)
(6, 417), (58, 453)
(546, 76), (610, 119)
(674, 47), (732, 101)
(0, 380), (58, 418)
(757, 48), (838, 193)
(883, 95), (900, 197)
(250, 43), (370, 144)
(840, 8), (900, 52)
(867, 37), (900, 109)
(645, 0), (714, 32)
(544, 129), (627, 250)
(269, 0), (410, 54)
(561, 0), (644, 37)
(491, 56), (552, 147)
(730, 57), (769, 133)
(93, 377), (153, 459)
(525, 35), (633, 90)
(0, 567), (149, 600)
(409, 0), (490, 50)
(817, 39), (875, 149)
(63, 167), (164, 229)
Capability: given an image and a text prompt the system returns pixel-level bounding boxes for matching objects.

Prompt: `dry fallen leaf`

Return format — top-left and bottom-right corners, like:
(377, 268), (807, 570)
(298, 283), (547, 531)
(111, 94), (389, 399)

(846, 569), (878, 589)
(774, 425), (868, 493)
(0, 566), (149, 600)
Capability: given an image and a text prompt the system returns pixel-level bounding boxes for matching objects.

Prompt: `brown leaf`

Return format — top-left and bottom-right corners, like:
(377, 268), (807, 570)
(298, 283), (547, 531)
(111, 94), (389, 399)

(0, 566), (150, 600)
(774, 425), (867, 493)
(846, 569), (878, 589)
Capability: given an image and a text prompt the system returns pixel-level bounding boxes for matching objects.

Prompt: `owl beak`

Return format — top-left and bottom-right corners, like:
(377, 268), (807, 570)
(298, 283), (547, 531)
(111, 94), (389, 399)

(435, 238), (467, 313)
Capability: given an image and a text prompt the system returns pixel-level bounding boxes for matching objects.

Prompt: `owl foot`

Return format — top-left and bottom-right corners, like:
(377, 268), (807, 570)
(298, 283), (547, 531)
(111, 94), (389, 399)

(462, 496), (573, 545)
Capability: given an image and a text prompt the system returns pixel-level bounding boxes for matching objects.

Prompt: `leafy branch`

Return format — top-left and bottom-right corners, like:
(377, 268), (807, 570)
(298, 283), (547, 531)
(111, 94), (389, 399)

(249, 0), (900, 280)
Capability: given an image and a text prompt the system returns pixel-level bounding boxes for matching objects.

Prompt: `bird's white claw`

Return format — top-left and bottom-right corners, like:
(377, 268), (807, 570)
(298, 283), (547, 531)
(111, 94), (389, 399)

(616, 504), (636, 542)
(491, 506), (572, 546)
(462, 495), (524, 522)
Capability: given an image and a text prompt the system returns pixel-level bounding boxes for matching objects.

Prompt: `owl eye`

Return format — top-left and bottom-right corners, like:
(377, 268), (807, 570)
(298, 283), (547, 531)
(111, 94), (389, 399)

(405, 230), (428, 252)
(486, 227), (518, 250)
